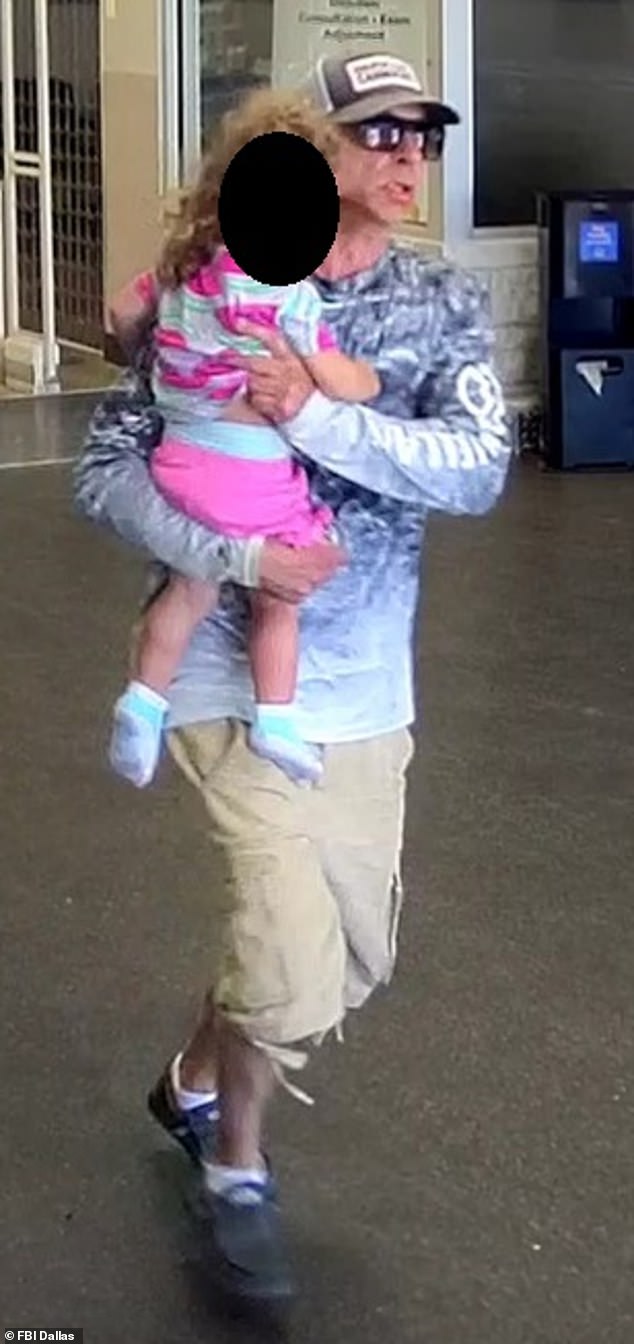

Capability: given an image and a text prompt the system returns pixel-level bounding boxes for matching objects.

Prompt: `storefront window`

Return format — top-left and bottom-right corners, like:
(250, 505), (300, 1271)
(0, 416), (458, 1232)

(474, 0), (634, 227)
(165, 0), (430, 227)
(199, 0), (273, 143)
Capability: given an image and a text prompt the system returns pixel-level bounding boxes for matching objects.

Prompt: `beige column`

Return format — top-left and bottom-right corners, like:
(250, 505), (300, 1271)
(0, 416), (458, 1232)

(421, 0), (444, 245)
(101, 0), (164, 312)
(399, 0), (443, 245)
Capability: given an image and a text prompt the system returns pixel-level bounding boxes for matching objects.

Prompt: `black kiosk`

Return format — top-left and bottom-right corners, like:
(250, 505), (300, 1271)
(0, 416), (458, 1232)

(539, 190), (634, 469)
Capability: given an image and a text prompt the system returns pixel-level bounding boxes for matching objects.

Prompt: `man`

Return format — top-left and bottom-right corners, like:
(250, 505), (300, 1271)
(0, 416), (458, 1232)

(75, 52), (511, 1301)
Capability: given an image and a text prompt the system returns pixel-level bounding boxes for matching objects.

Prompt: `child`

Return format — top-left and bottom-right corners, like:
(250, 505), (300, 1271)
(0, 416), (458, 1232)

(108, 90), (379, 790)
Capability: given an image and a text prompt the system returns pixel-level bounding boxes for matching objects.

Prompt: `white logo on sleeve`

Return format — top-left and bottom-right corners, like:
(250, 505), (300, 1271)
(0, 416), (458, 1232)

(456, 364), (507, 443)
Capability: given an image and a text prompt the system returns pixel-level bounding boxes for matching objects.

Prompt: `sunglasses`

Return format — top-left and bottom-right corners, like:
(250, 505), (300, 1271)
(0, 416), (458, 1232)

(349, 117), (446, 161)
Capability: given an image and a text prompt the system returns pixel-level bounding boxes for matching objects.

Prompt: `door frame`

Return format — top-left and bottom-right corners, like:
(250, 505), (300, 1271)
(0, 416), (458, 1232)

(1, 0), (58, 386)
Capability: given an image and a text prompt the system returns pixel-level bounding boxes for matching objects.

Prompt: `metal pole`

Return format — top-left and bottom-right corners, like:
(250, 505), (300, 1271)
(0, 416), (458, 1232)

(0, 183), (5, 343)
(181, 0), (201, 184)
(159, 0), (182, 194)
(1, 0), (20, 333)
(442, 0), (475, 251)
(34, 0), (57, 385)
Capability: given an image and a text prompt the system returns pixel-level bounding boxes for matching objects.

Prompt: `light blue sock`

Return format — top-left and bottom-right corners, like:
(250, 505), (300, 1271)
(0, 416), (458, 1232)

(248, 703), (323, 786)
(109, 681), (168, 789)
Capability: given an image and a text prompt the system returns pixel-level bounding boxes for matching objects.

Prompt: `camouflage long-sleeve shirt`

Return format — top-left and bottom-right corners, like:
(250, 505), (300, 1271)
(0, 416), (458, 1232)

(74, 242), (512, 743)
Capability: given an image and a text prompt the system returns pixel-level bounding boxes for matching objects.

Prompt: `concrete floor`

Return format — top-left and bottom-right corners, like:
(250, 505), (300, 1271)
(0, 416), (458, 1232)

(1, 397), (634, 1344)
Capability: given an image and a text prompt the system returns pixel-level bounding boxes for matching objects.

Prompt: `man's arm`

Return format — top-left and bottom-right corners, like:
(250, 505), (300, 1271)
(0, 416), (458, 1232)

(281, 269), (512, 517)
(73, 372), (346, 600)
(108, 271), (160, 363)
(73, 375), (263, 587)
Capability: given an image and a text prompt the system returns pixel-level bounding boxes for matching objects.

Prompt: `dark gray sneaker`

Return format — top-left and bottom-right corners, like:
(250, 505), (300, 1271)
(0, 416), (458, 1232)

(147, 1063), (219, 1165)
(149, 1066), (293, 1299)
(202, 1175), (296, 1302)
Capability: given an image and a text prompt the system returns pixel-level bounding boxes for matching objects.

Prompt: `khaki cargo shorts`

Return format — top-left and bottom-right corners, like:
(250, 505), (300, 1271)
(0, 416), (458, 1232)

(167, 719), (414, 1080)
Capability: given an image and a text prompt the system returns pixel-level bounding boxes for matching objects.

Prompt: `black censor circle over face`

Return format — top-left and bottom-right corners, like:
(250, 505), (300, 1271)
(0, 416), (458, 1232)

(218, 132), (340, 286)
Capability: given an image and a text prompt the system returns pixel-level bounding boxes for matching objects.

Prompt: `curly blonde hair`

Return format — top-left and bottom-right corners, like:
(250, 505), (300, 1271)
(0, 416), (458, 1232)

(158, 87), (341, 288)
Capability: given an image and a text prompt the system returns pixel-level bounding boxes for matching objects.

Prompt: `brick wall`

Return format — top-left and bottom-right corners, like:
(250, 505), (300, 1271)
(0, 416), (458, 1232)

(482, 261), (539, 394)
(448, 237), (541, 401)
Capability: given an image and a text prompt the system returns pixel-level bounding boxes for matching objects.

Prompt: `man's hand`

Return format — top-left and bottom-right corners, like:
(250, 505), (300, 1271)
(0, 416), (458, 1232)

(229, 320), (346, 600)
(258, 539), (347, 603)
(230, 319), (315, 423)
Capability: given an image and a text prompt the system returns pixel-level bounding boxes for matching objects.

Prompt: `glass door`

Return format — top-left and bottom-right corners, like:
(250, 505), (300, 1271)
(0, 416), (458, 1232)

(1, 0), (103, 374)
(198, 0), (272, 149)
(162, 0), (273, 191)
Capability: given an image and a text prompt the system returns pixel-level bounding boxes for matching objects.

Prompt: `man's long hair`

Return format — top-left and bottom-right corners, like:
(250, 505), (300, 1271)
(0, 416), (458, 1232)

(157, 88), (340, 288)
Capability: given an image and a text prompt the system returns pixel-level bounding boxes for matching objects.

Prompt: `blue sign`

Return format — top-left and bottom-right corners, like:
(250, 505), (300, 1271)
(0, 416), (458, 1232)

(579, 219), (620, 264)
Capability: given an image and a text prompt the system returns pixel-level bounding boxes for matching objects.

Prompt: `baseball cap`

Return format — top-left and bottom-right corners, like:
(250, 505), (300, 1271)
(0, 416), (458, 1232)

(303, 53), (460, 126)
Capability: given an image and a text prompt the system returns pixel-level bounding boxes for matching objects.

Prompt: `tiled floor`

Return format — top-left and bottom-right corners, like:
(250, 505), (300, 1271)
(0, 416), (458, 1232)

(2, 404), (634, 1344)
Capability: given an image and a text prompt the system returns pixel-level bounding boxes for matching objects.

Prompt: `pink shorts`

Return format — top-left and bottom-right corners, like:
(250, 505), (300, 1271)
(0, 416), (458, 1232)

(151, 437), (332, 547)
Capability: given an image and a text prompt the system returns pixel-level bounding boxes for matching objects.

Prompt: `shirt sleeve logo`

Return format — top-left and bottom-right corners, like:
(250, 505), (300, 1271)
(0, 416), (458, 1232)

(456, 364), (507, 440)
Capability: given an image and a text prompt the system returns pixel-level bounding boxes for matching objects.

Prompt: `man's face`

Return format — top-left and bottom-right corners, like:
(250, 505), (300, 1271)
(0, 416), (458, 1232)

(333, 104), (428, 226)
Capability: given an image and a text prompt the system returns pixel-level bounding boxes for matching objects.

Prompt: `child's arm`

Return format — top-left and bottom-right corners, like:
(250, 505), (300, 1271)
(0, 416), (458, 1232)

(303, 348), (380, 403)
(279, 280), (380, 404)
(108, 270), (159, 361)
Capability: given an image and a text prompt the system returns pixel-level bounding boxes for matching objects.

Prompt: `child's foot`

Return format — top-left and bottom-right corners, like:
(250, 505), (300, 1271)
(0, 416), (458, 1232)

(109, 681), (168, 788)
(249, 705), (323, 786)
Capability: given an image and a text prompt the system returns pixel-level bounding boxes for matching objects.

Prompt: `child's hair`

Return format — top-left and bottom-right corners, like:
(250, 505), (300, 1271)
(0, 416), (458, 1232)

(158, 88), (340, 288)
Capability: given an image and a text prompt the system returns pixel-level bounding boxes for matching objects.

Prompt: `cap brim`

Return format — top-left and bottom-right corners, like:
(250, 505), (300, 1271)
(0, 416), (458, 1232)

(332, 90), (460, 126)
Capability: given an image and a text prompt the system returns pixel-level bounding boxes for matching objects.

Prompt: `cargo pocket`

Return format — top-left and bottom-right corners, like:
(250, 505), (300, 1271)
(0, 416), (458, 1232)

(167, 720), (235, 787)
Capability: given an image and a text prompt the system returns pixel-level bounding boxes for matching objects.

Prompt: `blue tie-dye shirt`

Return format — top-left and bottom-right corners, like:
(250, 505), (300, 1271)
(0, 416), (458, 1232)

(75, 242), (512, 743)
